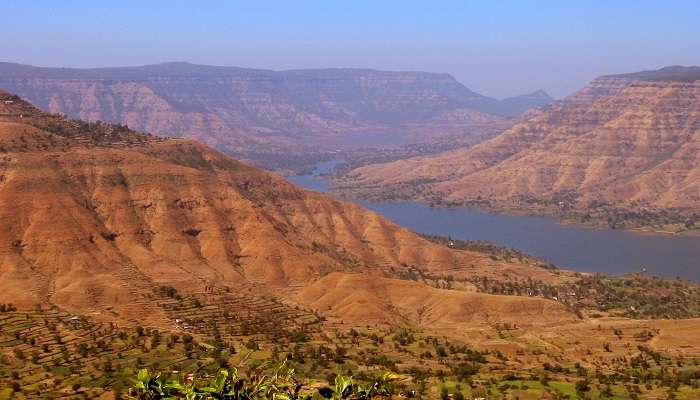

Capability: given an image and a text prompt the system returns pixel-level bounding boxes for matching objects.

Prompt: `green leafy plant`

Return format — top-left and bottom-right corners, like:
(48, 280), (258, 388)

(131, 369), (171, 399)
(318, 372), (399, 400)
(128, 360), (395, 400)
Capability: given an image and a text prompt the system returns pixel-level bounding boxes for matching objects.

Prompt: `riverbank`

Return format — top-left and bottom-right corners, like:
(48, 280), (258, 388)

(288, 166), (700, 281)
(329, 179), (700, 237)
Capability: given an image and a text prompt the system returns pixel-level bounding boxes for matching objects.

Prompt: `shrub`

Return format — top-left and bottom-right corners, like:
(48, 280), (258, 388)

(128, 360), (400, 399)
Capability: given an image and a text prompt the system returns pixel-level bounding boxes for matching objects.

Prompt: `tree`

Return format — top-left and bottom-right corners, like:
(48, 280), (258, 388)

(576, 378), (591, 393)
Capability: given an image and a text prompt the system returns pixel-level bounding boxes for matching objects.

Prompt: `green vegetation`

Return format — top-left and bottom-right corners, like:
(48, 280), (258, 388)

(424, 234), (700, 319)
(421, 234), (557, 268)
(469, 274), (700, 319)
(2, 305), (700, 398)
(566, 201), (700, 233)
(129, 361), (399, 399)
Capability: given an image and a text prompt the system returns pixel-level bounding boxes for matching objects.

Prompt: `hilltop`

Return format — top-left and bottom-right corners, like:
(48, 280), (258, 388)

(337, 66), (700, 233)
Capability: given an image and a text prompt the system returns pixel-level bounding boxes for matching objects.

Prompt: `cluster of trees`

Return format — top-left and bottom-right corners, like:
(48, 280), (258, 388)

(570, 201), (698, 232)
(464, 274), (700, 319)
(574, 275), (700, 319)
(25, 109), (157, 147)
(5, 309), (700, 398)
(422, 234), (555, 268)
(156, 286), (181, 299)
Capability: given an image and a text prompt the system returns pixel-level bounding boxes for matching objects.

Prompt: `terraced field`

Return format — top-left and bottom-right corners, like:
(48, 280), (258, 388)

(0, 288), (324, 398)
(158, 290), (323, 339)
(4, 301), (700, 399)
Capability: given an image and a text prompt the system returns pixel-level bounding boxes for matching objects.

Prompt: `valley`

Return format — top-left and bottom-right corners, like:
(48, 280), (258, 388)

(337, 66), (700, 235)
(1, 90), (700, 399)
(2, 1), (700, 398)
(289, 161), (700, 282)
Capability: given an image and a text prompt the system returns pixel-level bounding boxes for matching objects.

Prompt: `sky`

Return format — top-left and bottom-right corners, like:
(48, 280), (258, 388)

(1, 1), (699, 98)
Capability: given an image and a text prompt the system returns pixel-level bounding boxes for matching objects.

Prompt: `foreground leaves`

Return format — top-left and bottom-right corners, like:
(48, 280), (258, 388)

(129, 360), (399, 399)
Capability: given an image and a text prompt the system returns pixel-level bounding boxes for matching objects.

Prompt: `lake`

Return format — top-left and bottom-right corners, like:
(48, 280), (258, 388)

(288, 160), (700, 281)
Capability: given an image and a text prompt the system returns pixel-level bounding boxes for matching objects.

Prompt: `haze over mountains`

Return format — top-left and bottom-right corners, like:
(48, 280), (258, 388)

(0, 62), (551, 168)
(340, 66), (700, 232)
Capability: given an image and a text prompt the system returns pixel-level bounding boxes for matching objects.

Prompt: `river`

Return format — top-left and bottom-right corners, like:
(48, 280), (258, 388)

(288, 160), (700, 281)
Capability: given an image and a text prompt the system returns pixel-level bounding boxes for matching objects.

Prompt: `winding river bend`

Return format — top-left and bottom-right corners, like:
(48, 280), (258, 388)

(289, 160), (700, 281)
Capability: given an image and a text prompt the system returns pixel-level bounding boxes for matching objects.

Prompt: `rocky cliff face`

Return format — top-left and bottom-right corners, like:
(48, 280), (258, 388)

(0, 92), (568, 326)
(339, 66), (700, 232)
(0, 62), (548, 168)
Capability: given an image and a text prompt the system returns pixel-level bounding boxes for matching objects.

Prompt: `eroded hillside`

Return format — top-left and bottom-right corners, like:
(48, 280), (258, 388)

(339, 66), (700, 232)
(0, 92), (573, 330)
(4, 92), (700, 399)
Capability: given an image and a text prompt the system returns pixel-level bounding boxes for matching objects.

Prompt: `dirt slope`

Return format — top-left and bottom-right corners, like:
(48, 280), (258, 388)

(298, 272), (575, 328)
(0, 92), (573, 327)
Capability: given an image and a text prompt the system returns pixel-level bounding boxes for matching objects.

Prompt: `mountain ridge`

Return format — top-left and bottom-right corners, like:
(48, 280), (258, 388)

(0, 62), (550, 171)
(0, 61), (551, 118)
(605, 65), (700, 82)
(337, 66), (700, 232)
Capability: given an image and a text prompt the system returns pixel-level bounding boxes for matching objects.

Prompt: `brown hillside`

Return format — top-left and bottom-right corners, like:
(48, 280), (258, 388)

(0, 92), (573, 328)
(340, 67), (700, 231)
(298, 272), (575, 328)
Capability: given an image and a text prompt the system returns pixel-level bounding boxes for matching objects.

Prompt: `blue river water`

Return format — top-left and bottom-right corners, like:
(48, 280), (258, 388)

(288, 160), (700, 281)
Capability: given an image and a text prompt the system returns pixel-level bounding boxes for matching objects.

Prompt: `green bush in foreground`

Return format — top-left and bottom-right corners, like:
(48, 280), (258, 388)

(129, 360), (399, 399)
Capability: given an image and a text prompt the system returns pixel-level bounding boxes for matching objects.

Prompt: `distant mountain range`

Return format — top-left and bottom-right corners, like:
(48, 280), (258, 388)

(339, 66), (700, 233)
(0, 62), (551, 166)
(480, 89), (553, 116)
(607, 65), (700, 82)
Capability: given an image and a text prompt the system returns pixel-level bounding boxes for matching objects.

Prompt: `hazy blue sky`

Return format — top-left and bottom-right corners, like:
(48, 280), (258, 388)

(2, 1), (699, 98)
